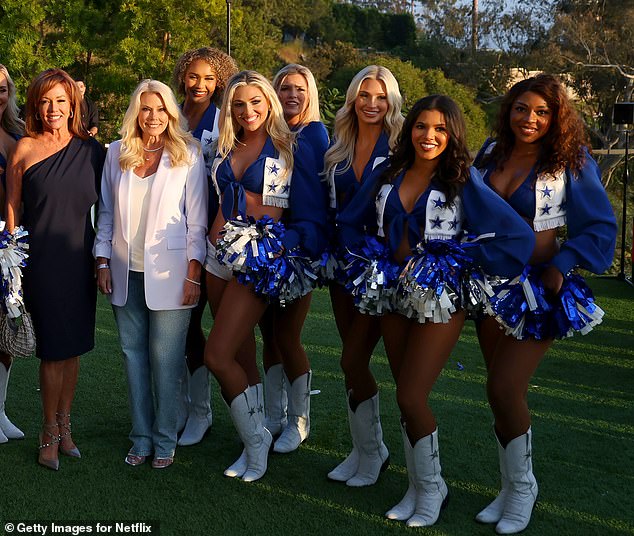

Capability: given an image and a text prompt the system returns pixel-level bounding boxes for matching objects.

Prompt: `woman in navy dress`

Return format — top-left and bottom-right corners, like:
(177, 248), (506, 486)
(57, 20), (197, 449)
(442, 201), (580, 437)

(0, 64), (26, 445)
(339, 95), (534, 526)
(473, 74), (616, 534)
(172, 47), (238, 446)
(258, 63), (329, 453)
(6, 69), (105, 470)
(324, 65), (403, 487)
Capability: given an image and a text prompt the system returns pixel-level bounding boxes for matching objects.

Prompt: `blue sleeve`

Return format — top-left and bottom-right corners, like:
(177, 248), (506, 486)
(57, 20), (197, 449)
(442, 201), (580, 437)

(281, 125), (330, 258)
(336, 167), (382, 250)
(462, 167), (535, 277)
(551, 152), (617, 275)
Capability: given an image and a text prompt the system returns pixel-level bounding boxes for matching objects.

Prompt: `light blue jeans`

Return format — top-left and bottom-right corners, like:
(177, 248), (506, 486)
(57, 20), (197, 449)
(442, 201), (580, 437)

(113, 271), (191, 458)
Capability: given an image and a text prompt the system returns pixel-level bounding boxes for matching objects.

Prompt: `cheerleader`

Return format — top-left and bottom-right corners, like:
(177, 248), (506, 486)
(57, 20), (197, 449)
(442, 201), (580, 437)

(339, 95), (534, 526)
(203, 71), (326, 481)
(473, 74), (616, 534)
(0, 64), (25, 444)
(324, 65), (403, 487)
(257, 64), (329, 453)
(172, 47), (238, 447)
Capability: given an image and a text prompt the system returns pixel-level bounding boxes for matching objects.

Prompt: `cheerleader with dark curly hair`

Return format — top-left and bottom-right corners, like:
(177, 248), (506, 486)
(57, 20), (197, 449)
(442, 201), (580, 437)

(171, 47), (238, 446)
(339, 95), (534, 527)
(472, 74), (616, 534)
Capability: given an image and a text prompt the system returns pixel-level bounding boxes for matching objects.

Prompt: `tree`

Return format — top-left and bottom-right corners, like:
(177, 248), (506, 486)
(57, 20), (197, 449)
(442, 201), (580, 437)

(534, 0), (634, 147)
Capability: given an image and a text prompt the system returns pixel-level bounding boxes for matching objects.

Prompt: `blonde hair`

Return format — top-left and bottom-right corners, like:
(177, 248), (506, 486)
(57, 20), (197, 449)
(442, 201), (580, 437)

(24, 69), (86, 138)
(0, 65), (25, 137)
(172, 47), (238, 107)
(272, 64), (321, 126)
(324, 65), (403, 177)
(119, 79), (197, 171)
(217, 70), (294, 177)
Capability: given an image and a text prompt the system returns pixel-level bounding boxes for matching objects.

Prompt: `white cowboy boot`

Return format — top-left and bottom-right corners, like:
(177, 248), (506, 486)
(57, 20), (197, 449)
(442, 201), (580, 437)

(178, 366), (213, 446)
(0, 362), (24, 440)
(495, 428), (538, 534)
(263, 364), (287, 437)
(407, 428), (449, 527)
(346, 393), (389, 487)
(385, 421), (416, 520)
(228, 385), (272, 482)
(224, 384), (266, 478)
(476, 428), (508, 524)
(273, 371), (311, 453)
(327, 391), (360, 482)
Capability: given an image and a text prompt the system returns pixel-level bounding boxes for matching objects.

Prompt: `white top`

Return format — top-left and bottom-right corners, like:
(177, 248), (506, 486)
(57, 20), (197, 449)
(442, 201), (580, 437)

(129, 172), (156, 271)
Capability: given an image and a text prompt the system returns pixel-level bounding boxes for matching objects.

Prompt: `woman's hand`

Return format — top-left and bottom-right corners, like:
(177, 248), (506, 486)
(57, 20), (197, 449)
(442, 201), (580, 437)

(182, 260), (202, 306)
(541, 264), (564, 296)
(96, 257), (112, 294)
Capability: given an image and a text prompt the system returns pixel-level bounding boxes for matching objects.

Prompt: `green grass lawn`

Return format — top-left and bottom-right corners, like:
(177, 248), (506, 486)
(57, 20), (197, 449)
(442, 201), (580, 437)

(1, 278), (633, 535)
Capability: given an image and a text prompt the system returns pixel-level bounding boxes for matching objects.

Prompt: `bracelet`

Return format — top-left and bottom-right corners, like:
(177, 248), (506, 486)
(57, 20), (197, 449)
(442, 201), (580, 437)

(96, 264), (110, 270)
(185, 277), (201, 286)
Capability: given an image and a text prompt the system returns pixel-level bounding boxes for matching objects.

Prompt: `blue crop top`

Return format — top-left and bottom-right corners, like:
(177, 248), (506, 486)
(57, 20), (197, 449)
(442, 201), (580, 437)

(284, 122), (330, 257)
(213, 137), (279, 220)
(474, 138), (617, 275)
(329, 130), (390, 212)
(211, 133), (328, 259)
(478, 159), (535, 221)
(338, 166), (536, 277)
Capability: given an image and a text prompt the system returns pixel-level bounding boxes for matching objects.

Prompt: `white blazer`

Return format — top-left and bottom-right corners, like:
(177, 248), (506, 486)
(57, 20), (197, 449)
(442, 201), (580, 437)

(94, 140), (208, 310)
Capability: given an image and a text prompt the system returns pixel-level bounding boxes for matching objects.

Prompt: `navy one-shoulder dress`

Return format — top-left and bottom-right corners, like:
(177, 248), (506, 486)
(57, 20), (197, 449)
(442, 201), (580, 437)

(21, 136), (105, 360)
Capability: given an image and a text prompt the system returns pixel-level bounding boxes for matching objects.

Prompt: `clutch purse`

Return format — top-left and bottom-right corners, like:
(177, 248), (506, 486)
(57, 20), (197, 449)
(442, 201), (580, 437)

(0, 310), (36, 358)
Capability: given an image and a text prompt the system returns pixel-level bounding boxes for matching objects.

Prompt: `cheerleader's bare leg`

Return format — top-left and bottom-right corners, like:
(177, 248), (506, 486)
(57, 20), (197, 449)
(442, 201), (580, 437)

(328, 292), (387, 486)
(475, 316), (549, 533)
(389, 311), (464, 527)
(271, 293), (312, 453)
(259, 306), (287, 437)
(206, 272), (259, 387)
(205, 276), (271, 481)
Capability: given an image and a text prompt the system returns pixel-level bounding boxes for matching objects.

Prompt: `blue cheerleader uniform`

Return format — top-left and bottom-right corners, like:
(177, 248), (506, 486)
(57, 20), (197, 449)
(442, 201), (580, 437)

(320, 131), (391, 283)
(185, 103), (220, 226)
(209, 134), (328, 304)
(475, 139), (617, 339)
(338, 166), (535, 321)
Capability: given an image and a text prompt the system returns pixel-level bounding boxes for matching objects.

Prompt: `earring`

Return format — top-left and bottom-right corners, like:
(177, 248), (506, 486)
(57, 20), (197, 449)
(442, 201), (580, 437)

(69, 110), (74, 118)
(35, 112), (41, 120)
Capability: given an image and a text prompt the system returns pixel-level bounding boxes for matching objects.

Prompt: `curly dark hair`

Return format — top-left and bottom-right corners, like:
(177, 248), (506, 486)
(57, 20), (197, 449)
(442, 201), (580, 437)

(490, 74), (589, 175)
(380, 95), (471, 203)
(172, 47), (238, 107)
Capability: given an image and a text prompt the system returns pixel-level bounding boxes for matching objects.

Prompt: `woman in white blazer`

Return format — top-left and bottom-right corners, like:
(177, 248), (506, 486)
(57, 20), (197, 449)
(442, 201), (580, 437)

(94, 79), (207, 469)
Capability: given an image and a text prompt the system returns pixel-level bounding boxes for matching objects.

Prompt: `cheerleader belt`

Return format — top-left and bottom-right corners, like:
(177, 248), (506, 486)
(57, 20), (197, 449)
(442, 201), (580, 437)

(215, 216), (318, 306)
(394, 239), (493, 324)
(488, 265), (604, 340)
(342, 237), (401, 316)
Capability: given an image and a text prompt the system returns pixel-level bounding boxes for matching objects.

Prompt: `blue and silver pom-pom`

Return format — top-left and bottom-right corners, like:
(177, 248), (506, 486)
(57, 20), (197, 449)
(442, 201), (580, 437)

(395, 239), (478, 324)
(488, 265), (603, 340)
(342, 236), (401, 316)
(554, 272), (604, 337)
(0, 223), (29, 319)
(215, 216), (317, 305)
(311, 246), (346, 287)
